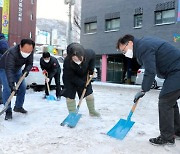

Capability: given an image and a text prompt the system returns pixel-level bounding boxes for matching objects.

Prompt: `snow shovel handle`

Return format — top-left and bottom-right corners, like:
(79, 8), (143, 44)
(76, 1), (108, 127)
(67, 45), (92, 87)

(76, 72), (95, 111)
(127, 99), (139, 120)
(43, 73), (50, 94)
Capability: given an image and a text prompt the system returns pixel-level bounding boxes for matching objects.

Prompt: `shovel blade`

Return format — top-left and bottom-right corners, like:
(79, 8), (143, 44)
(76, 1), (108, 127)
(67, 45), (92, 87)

(46, 95), (56, 101)
(107, 119), (135, 140)
(60, 113), (82, 128)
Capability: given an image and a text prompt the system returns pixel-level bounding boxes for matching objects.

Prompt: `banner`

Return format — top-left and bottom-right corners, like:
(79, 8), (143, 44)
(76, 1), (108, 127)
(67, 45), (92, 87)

(2, 0), (10, 40)
(178, 0), (180, 21)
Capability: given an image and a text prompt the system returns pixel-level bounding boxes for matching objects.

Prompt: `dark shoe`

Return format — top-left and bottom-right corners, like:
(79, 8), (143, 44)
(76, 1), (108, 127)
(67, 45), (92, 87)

(175, 132), (180, 140)
(13, 107), (27, 114)
(5, 111), (12, 120)
(149, 136), (175, 146)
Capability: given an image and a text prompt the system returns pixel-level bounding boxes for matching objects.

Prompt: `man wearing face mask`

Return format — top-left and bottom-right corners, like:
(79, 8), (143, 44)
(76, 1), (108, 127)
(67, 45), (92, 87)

(40, 52), (61, 100)
(116, 34), (180, 146)
(0, 39), (35, 120)
(62, 43), (100, 117)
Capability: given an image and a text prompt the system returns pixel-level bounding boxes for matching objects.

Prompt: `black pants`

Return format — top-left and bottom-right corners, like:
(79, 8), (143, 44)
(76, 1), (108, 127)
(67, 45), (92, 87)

(159, 89), (180, 140)
(45, 72), (61, 97)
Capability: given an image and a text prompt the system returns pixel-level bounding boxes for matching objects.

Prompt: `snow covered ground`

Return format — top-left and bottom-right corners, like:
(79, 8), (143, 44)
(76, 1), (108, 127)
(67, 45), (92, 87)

(0, 83), (179, 154)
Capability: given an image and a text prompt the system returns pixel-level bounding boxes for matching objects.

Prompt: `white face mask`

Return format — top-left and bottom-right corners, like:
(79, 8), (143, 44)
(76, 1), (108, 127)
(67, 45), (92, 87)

(44, 59), (50, 63)
(124, 49), (133, 58)
(20, 51), (31, 58)
(74, 61), (82, 65)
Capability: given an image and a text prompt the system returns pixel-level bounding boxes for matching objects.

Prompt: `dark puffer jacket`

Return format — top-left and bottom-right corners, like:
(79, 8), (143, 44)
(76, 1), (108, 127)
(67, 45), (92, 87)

(0, 45), (33, 85)
(0, 33), (9, 56)
(62, 48), (95, 99)
(133, 37), (180, 97)
(40, 56), (61, 79)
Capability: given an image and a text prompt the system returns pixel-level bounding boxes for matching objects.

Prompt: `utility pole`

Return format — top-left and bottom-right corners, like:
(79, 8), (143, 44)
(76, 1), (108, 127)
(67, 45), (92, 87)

(64, 0), (75, 45)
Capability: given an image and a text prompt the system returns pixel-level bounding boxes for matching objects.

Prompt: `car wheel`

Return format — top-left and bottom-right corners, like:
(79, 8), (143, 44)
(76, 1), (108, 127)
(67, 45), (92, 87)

(151, 80), (157, 89)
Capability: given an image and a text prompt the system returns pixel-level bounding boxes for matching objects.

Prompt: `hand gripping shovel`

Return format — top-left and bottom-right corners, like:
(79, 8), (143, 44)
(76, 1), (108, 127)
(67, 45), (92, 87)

(44, 73), (56, 101)
(60, 73), (94, 128)
(107, 99), (140, 140)
(0, 72), (27, 116)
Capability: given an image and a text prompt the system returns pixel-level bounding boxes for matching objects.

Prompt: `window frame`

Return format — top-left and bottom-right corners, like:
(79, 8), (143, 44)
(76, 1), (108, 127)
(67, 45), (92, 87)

(105, 17), (120, 32)
(84, 22), (97, 34)
(155, 9), (175, 25)
(134, 14), (143, 28)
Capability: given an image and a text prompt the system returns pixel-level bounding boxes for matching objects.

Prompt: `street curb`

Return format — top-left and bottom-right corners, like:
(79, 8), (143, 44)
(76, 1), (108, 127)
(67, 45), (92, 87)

(92, 81), (141, 89)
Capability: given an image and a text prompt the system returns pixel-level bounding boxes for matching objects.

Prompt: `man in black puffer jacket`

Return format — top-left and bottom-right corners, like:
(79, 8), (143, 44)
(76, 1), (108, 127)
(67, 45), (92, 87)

(116, 34), (180, 146)
(40, 52), (61, 100)
(0, 39), (35, 120)
(62, 43), (100, 117)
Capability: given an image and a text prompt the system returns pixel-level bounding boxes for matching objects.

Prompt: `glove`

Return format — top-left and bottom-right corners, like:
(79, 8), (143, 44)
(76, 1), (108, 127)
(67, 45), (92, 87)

(9, 82), (18, 95)
(43, 70), (48, 75)
(134, 91), (145, 103)
(89, 70), (94, 75)
(22, 70), (29, 77)
(45, 77), (50, 83)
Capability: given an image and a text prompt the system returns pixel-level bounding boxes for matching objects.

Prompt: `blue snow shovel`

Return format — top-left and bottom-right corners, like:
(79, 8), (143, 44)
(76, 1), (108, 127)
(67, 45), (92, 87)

(107, 99), (139, 140)
(60, 73), (94, 128)
(44, 73), (56, 101)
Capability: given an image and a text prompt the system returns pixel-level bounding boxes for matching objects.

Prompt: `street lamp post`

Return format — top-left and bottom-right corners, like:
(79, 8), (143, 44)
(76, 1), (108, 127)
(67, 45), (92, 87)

(64, 0), (75, 45)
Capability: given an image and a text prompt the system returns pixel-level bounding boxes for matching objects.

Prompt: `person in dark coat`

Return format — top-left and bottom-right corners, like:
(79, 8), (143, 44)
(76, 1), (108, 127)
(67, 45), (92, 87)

(0, 39), (35, 120)
(116, 34), (180, 145)
(40, 52), (61, 100)
(62, 43), (100, 117)
(0, 32), (9, 105)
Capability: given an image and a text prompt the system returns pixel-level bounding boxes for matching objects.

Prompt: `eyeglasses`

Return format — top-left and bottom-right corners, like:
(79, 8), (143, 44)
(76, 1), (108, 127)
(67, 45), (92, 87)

(121, 42), (128, 54)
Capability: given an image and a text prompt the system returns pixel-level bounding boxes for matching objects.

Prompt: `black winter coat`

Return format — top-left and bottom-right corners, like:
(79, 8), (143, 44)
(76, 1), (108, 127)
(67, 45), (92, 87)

(0, 33), (9, 56)
(62, 49), (95, 99)
(133, 37), (180, 97)
(0, 45), (33, 85)
(40, 56), (61, 79)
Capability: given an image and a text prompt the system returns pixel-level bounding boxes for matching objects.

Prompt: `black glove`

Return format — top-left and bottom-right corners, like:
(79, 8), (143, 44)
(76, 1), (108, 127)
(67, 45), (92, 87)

(22, 70), (29, 77)
(134, 91), (145, 103)
(89, 70), (94, 75)
(9, 82), (18, 94)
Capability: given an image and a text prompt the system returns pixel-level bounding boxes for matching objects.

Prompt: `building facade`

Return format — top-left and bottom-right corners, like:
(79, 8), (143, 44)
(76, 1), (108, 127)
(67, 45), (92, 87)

(80, 0), (180, 83)
(0, 0), (37, 46)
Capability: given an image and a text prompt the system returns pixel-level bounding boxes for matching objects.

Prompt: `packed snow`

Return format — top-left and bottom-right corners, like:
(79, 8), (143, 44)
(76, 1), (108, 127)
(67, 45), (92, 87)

(0, 82), (179, 154)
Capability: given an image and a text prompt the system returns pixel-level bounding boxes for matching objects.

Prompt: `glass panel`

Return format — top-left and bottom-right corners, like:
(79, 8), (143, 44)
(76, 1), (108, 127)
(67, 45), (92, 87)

(155, 12), (162, 24)
(111, 18), (120, 30)
(162, 9), (175, 23)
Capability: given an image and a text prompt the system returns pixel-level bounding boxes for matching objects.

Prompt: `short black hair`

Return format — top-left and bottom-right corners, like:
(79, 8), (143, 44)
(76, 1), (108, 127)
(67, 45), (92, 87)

(116, 34), (134, 49)
(42, 51), (50, 58)
(67, 43), (85, 61)
(20, 39), (35, 48)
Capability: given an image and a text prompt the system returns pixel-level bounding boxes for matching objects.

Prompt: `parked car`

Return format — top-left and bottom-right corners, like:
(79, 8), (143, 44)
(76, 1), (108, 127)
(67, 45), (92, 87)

(135, 68), (165, 89)
(25, 53), (64, 90)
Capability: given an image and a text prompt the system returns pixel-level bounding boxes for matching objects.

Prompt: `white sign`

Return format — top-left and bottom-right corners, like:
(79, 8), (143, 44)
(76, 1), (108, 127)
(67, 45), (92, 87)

(18, 0), (23, 21)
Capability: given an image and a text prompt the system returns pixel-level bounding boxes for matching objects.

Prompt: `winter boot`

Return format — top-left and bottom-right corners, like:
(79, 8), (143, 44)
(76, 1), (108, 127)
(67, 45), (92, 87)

(13, 106), (27, 114)
(5, 110), (12, 120)
(66, 98), (76, 113)
(149, 135), (175, 146)
(86, 94), (100, 117)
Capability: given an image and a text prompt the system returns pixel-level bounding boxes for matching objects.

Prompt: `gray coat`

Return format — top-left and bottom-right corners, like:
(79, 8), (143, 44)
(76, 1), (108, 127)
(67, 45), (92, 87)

(133, 37), (180, 97)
